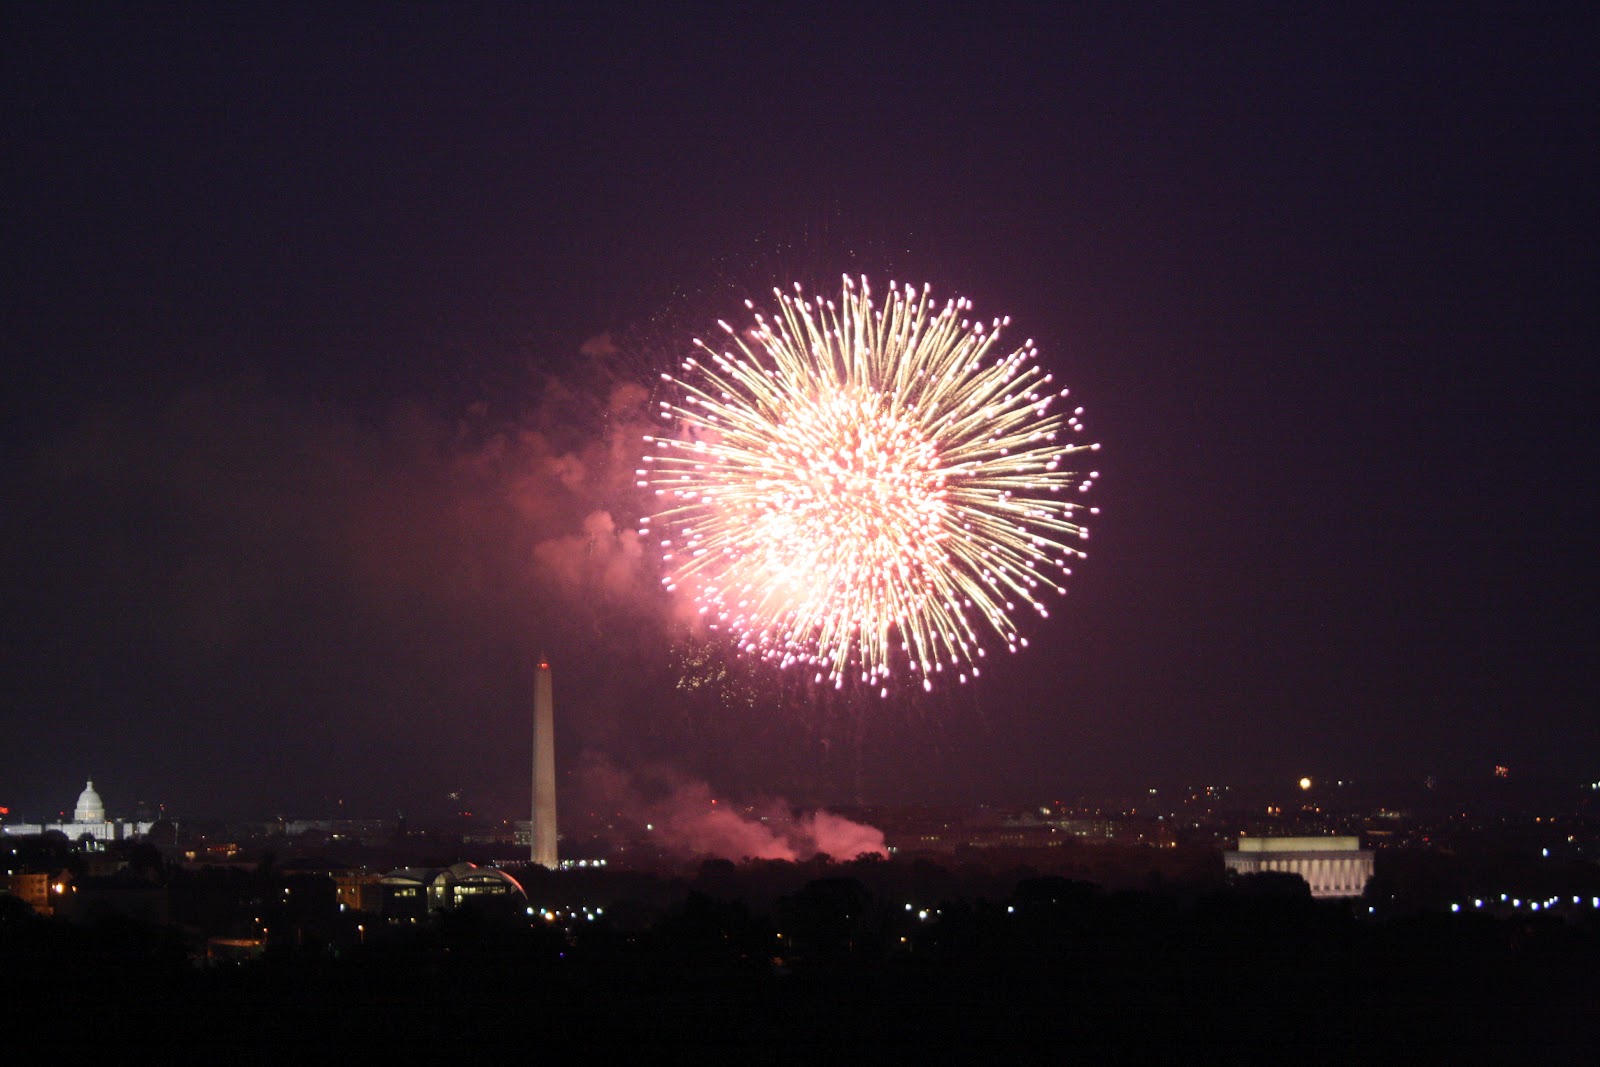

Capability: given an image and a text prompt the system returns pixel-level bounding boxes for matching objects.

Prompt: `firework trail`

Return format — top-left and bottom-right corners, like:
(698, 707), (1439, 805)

(640, 276), (1099, 695)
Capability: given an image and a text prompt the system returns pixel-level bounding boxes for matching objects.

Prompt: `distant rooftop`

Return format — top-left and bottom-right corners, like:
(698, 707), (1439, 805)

(1237, 836), (1361, 853)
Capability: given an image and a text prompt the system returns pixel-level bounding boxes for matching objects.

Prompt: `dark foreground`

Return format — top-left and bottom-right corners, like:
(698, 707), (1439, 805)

(6, 893), (1598, 1061)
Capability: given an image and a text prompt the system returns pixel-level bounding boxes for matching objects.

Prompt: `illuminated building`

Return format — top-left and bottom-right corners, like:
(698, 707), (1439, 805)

(0, 780), (153, 846)
(378, 863), (527, 923)
(1224, 836), (1374, 898)
(332, 870), (384, 914)
(0, 872), (53, 915)
(531, 656), (558, 868)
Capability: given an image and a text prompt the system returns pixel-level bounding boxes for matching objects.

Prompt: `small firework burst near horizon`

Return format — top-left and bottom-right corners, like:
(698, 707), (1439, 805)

(639, 276), (1100, 695)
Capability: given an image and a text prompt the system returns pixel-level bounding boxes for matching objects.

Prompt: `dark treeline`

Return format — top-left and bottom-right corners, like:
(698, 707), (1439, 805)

(3, 850), (1598, 1058)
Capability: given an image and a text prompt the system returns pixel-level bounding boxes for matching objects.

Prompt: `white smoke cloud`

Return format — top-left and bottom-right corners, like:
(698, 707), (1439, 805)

(577, 753), (888, 863)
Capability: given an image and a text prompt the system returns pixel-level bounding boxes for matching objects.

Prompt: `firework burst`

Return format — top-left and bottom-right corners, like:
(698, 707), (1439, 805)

(639, 276), (1099, 695)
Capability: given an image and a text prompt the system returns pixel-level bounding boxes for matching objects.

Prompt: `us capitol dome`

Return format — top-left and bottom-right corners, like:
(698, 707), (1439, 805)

(0, 779), (154, 847)
(74, 780), (107, 823)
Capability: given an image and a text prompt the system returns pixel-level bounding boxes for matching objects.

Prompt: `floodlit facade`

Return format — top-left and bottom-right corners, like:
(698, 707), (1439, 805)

(1, 780), (153, 845)
(531, 657), (558, 868)
(1224, 835), (1374, 899)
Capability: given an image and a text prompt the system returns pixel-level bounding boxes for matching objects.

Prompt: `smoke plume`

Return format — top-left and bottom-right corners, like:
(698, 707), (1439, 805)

(577, 754), (887, 863)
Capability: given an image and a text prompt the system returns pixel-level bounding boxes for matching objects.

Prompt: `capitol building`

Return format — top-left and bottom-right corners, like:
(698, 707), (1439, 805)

(1, 780), (154, 846)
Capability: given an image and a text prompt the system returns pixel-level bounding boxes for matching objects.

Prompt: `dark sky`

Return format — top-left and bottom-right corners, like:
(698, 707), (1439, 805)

(3, 3), (1595, 820)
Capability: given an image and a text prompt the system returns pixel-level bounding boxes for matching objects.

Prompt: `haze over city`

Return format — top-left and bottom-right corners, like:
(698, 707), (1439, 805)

(3, 4), (1594, 822)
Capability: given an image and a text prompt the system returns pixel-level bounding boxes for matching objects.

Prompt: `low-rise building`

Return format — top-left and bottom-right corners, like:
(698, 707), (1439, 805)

(1224, 835), (1374, 898)
(0, 871), (54, 915)
(378, 863), (527, 923)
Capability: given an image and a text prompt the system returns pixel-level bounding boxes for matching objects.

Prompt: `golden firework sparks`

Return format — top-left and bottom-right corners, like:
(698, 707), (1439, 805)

(640, 276), (1100, 695)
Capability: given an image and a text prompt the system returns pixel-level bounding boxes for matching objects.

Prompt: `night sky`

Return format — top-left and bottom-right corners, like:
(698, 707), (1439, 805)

(3, 4), (1595, 820)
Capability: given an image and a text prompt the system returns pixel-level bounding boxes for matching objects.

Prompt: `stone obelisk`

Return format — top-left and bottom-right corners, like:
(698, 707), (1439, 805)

(531, 655), (558, 868)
